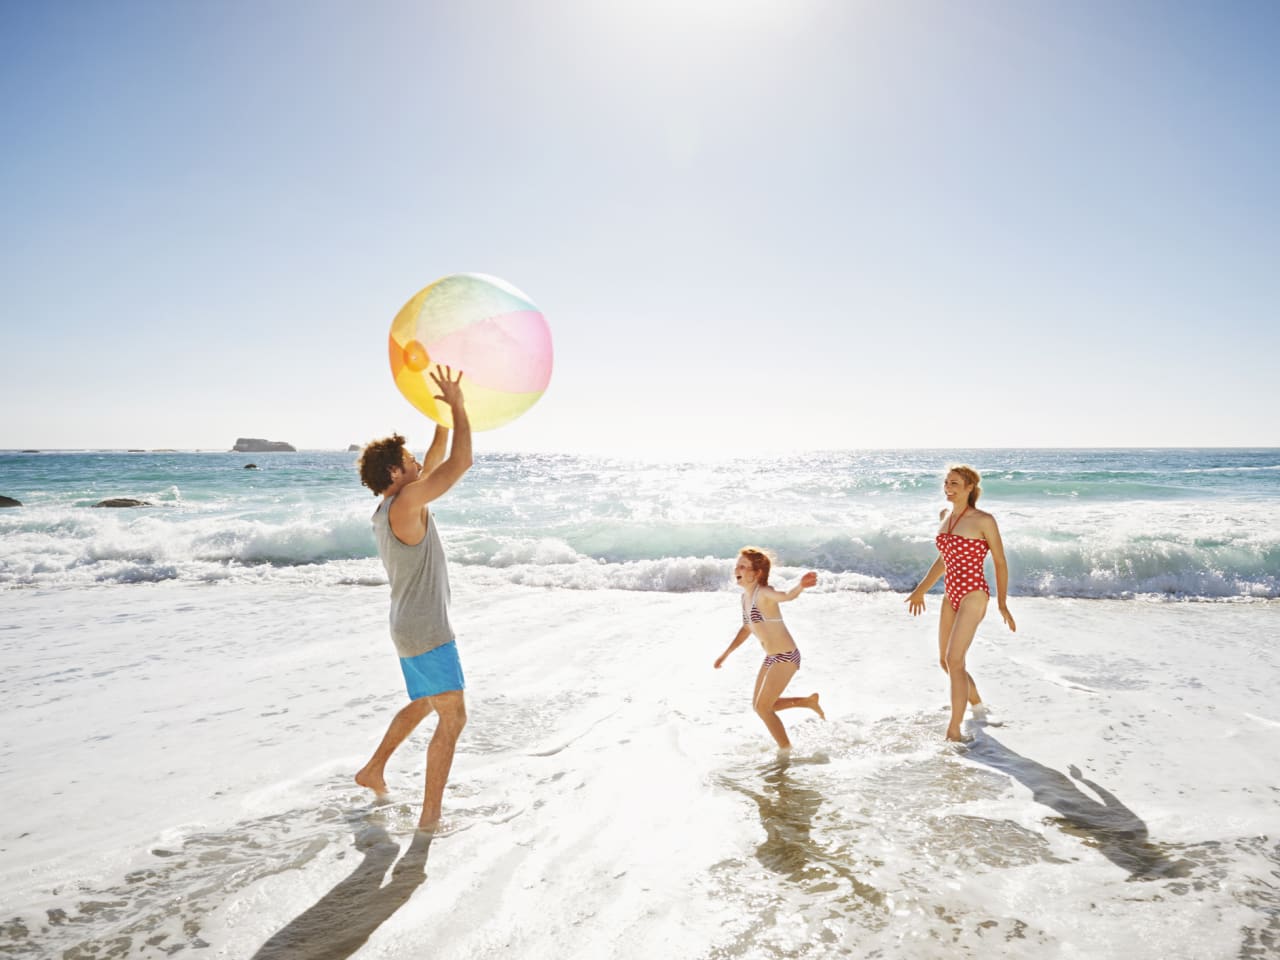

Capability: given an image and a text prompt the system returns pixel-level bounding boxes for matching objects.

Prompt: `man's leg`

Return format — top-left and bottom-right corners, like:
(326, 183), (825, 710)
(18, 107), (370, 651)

(419, 689), (467, 830)
(356, 697), (434, 796)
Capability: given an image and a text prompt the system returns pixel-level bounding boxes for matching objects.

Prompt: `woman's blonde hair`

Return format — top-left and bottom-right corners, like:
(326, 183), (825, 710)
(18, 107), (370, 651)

(948, 464), (982, 507)
(739, 546), (774, 586)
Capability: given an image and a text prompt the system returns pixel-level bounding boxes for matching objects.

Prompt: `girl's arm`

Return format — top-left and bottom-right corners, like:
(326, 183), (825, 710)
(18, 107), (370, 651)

(982, 514), (1017, 632)
(714, 626), (750, 669)
(906, 555), (946, 615)
(764, 571), (818, 604)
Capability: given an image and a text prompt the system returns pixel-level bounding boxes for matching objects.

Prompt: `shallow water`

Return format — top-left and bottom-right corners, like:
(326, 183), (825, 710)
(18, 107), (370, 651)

(2, 583), (1277, 958)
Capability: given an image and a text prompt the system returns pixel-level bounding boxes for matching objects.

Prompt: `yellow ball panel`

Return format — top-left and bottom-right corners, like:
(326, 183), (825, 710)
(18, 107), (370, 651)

(393, 367), (444, 423)
(422, 380), (545, 432)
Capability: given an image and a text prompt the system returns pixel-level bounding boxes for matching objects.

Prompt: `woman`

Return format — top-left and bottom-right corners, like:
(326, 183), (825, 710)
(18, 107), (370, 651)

(714, 547), (823, 750)
(906, 465), (1016, 742)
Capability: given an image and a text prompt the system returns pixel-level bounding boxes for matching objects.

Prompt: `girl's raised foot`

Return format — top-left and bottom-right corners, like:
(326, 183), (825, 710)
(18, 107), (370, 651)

(355, 765), (389, 797)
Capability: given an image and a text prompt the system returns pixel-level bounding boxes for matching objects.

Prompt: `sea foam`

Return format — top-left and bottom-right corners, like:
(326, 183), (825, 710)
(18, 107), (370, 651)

(2, 449), (1277, 599)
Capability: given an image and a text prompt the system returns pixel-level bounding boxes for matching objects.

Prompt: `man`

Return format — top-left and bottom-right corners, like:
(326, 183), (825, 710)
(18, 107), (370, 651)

(354, 365), (471, 831)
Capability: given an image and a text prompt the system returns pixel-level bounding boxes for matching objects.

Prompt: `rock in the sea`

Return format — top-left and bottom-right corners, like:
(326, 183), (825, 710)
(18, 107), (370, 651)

(232, 438), (297, 453)
(347, 444), (361, 452)
(244, 463), (258, 470)
(93, 498), (152, 508)
(0, 495), (21, 507)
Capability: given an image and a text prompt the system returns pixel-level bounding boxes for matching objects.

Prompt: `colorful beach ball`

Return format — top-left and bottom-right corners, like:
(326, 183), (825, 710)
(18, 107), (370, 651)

(389, 273), (552, 431)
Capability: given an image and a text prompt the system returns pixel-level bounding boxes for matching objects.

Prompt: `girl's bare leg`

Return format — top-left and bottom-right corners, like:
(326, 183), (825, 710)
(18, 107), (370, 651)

(942, 592), (988, 740)
(753, 660), (801, 748)
(774, 694), (824, 719)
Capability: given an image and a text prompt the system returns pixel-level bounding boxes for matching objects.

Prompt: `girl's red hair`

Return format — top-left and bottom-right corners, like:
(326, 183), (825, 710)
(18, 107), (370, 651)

(739, 546), (774, 586)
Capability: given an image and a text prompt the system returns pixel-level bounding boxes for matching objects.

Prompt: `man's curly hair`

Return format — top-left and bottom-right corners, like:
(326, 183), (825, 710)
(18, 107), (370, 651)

(358, 434), (408, 495)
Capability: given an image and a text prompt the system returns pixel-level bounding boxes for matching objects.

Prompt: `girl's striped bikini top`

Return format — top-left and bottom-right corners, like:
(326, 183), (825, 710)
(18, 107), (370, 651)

(743, 585), (784, 625)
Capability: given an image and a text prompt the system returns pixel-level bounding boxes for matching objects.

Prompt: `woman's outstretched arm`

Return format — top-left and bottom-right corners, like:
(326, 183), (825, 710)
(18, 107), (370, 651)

(906, 556), (946, 615)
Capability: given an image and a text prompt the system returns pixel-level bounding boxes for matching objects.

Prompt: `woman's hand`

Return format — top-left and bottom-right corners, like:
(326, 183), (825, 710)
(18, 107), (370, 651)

(999, 603), (1017, 632)
(713, 653), (727, 669)
(799, 571), (818, 589)
(906, 589), (927, 616)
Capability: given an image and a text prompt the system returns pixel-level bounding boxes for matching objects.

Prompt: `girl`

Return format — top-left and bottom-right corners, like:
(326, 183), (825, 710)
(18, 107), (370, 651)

(714, 547), (823, 749)
(906, 465), (1016, 741)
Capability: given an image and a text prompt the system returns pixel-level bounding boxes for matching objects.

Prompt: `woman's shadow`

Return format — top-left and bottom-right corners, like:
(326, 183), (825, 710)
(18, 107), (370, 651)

(252, 819), (433, 959)
(964, 729), (1192, 880)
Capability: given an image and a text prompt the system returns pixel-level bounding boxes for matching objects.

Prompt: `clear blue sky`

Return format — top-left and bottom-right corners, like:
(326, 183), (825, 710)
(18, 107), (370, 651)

(2, 0), (1276, 453)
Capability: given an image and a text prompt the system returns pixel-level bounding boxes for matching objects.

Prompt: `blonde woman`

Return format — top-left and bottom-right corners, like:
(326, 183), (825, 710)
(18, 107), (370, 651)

(715, 547), (823, 750)
(906, 466), (1016, 742)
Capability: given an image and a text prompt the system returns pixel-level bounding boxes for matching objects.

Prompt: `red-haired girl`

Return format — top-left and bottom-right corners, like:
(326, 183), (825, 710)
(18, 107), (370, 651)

(714, 547), (823, 750)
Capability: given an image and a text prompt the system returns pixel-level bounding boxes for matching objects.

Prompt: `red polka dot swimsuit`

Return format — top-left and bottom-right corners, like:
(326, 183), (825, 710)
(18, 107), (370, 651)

(935, 506), (990, 611)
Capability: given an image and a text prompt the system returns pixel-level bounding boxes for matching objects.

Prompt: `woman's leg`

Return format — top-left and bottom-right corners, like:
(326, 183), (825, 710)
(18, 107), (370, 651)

(753, 660), (801, 748)
(966, 671), (983, 706)
(942, 592), (988, 740)
(939, 601), (982, 706)
(938, 603), (956, 675)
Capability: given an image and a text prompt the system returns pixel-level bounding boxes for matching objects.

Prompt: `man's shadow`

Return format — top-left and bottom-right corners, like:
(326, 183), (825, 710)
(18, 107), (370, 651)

(964, 730), (1192, 880)
(252, 822), (432, 959)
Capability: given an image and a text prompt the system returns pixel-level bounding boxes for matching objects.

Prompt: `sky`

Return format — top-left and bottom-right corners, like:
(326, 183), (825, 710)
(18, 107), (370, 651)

(1, 0), (1277, 455)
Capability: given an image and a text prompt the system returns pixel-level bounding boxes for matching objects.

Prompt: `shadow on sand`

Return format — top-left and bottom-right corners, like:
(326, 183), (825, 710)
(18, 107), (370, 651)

(964, 728), (1192, 880)
(747, 756), (826, 879)
(720, 755), (884, 905)
(251, 823), (432, 959)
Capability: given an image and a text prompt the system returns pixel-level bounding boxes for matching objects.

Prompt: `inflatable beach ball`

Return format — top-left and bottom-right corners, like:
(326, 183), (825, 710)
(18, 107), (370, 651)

(389, 273), (552, 431)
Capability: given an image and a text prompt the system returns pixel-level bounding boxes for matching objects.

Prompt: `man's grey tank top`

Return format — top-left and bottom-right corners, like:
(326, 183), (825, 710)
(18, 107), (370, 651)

(372, 496), (455, 659)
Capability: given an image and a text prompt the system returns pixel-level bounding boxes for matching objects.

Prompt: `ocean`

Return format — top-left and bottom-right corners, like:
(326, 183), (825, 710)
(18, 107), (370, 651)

(2, 448), (1278, 598)
(1, 449), (1278, 959)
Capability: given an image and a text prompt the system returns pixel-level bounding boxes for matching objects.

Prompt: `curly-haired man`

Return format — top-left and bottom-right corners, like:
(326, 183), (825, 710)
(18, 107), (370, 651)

(354, 365), (471, 832)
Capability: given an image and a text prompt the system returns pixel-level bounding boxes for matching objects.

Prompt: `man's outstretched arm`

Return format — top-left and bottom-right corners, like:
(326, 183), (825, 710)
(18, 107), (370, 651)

(421, 424), (449, 476)
(399, 366), (472, 509)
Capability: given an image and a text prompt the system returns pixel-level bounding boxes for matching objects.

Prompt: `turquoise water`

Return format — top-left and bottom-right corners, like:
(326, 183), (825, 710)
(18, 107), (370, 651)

(1, 448), (1277, 598)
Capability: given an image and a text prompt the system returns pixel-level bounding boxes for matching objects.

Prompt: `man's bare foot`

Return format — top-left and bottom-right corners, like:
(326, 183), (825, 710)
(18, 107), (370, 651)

(355, 765), (389, 796)
(807, 693), (826, 720)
